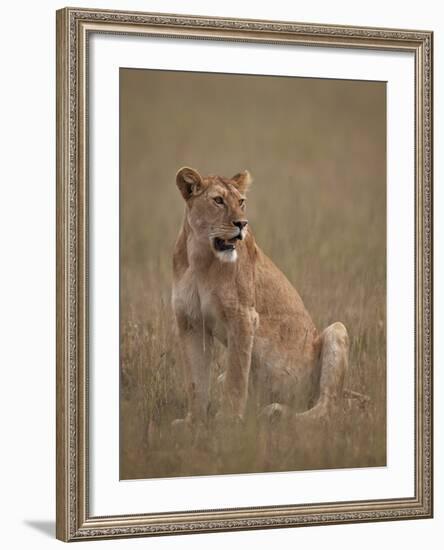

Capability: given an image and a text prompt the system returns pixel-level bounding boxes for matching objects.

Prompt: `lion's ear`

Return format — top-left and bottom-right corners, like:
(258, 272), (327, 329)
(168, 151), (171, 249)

(231, 170), (252, 194)
(176, 167), (206, 201)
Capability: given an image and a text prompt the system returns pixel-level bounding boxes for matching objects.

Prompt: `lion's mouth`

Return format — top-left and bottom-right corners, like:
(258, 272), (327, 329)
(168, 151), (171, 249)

(213, 234), (242, 252)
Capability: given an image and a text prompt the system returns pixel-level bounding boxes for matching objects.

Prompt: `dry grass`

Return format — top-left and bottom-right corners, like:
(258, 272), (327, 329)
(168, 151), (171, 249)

(119, 69), (386, 479)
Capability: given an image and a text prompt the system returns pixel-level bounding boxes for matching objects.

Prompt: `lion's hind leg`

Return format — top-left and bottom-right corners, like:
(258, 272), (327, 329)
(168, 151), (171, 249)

(319, 322), (349, 399)
(302, 321), (349, 420)
(256, 323), (350, 470)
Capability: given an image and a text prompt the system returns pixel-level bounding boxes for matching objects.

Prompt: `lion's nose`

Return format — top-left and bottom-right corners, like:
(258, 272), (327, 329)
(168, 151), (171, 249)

(233, 220), (248, 230)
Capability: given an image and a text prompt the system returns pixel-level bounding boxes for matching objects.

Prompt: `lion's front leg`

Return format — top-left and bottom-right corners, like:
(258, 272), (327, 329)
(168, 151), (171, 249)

(175, 315), (213, 424)
(221, 308), (257, 420)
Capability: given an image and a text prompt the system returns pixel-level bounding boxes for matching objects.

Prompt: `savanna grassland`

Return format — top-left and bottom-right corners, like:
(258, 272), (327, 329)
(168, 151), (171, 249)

(119, 68), (386, 480)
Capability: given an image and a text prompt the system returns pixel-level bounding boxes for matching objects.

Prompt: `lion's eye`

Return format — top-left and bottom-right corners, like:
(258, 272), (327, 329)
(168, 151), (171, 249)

(213, 196), (224, 205)
(239, 199), (246, 208)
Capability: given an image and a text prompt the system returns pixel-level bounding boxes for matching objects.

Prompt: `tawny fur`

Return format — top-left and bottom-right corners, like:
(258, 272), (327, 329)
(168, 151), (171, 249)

(172, 167), (349, 424)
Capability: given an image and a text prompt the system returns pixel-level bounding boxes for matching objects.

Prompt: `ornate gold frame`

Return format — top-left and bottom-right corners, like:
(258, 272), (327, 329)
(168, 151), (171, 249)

(56, 7), (433, 542)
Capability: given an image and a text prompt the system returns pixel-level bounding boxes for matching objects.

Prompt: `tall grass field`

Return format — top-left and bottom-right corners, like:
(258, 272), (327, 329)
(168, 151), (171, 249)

(120, 69), (386, 479)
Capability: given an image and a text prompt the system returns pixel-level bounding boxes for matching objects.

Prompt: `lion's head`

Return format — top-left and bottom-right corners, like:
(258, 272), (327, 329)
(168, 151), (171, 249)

(176, 167), (252, 262)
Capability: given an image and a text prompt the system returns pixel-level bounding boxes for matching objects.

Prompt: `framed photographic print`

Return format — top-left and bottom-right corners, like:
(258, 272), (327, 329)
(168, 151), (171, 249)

(56, 7), (433, 542)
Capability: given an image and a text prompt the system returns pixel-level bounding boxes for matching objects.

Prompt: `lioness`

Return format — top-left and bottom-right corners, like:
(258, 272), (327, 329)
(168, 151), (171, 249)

(172, 167), (349, 426)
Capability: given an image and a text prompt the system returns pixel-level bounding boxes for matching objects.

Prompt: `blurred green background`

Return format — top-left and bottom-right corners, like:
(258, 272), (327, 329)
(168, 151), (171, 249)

(120, 69), (386, 480)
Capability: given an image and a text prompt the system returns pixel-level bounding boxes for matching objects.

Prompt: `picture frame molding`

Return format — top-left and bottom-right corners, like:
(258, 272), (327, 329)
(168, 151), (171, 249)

(56, 6), (433, 542)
